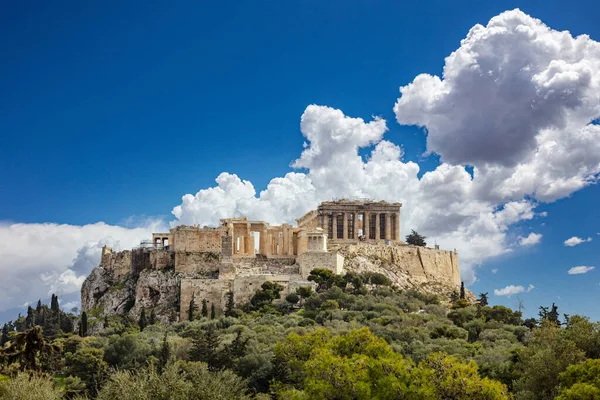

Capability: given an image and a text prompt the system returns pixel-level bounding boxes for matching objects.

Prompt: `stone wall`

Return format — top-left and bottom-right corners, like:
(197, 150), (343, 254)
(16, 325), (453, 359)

(340, 243), (461, 292)
(171, 226), (223, 252)
(179, 278), (230, 320)
(100, 249), (132, 279)
(149, 250), (174, 270)
(297, 251), (345, 279)
(174, 251), (221, 276)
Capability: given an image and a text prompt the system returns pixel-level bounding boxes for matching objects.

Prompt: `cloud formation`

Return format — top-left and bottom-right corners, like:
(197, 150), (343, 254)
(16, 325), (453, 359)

(494, 284), (535, 297)
(518, 232), (543, 246)
(0, 220), (165, 312)
(564, 236), (593, 246)
(567, 266), (595, 275)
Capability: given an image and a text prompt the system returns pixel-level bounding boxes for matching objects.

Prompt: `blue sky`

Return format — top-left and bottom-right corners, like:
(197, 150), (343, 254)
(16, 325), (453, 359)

(1, 0), (599, 322)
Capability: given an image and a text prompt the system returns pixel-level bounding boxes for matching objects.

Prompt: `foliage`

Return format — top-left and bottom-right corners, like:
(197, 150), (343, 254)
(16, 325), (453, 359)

(405, 229), (426, 246)
(250, 281), (284, 309)
(0, 372), (63, 400)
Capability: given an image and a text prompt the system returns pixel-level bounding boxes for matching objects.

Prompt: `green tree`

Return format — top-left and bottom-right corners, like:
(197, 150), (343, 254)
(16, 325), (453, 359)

(478, 292), (489, 307)
(296, 286), (313, 307)
(80, 312), (88, 337)
(460, 282), (466, 299)
(189, 325), (223, 371)
(285, 292), (300, 305)
(188, 295), (198, 321)
(225, 291), (235, 317)
(405, 229), (426, 246)
(210, 303), (216, 320)
(65, 346), (109, 397)
(149, 309), (157, 325)
(307, 269), (336, 292)
(0, 326), (61, 371)
(159, 331), (170, 373)
(201, 299), (208, 318)
(556, 358), (600, 400)
(514, 321), (586, 399)
(139, 309), (147, 331)
(250, 281), (284, 309)
(417, 352), (510, 399)
(0, 324), (9, 346)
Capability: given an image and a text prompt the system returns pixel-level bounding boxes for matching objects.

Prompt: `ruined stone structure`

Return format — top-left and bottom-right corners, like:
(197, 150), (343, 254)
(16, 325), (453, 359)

(81, 200), (460, 329)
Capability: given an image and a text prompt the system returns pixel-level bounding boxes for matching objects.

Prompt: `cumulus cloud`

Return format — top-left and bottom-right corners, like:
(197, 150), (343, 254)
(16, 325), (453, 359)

(0, 220), (165, 312)
(395, 9), (600, 204)
(491, 269), (498, 274)
(564, 236), (593, 246)
(568, 266), (595, 275)
(494, 284), (535, 297)
(518, 232), (543, 246)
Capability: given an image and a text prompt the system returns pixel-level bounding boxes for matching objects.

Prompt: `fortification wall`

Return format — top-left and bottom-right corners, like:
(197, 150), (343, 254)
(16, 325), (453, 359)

(149, 250), (173, 270)
(297, 251), (345, 279)
(340, 243), (460, 291)
(174, 251), (221, 276)
(179, 278), (231, 320)
(100, 250), (132, 279)
(172, 227), (222, 252)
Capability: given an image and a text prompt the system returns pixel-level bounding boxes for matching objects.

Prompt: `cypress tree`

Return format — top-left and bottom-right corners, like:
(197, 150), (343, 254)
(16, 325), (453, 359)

(460, 282), (466, 299)
(149, 309), (157, 325)
(201, 299), (208, 318)
(139, 309), (147, 331)
(50, 294), (60, 312)
(104, 316), (109, 329)
(1, 323), (9, 346)
(210, 303), (216, 320)
(25, 306), (35, 329)
(80, 312), (88, 337)
(225, 291), (235, 316)
(188, 295), (197, 321)
(159, 331), (170, 373)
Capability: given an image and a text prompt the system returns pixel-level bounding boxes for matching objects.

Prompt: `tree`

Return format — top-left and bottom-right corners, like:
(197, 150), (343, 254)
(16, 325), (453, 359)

(405, 229), (426, 247)
(188, 295), (197, 321)
(250, 281), (284, 309)
(556, 358), (600, 399)
(149, 309), (157, 325)
(225, 291), (235, 317)
(0, 326), (61, 371)
(460, 282), (466, 299)
(285, 292), (300, 305)
(210, 303), (216, 320)
(138, 309), (147, 331)
(201, 299), (208, 318)
(478, 292), (489, 307)
(189, 325), (223, 371)
(104, 316), (110, 329)
(25, 307), (34, 329)
(80, 312), (88, 337)
(50, 294), (59, 313)
(539, 303), (560, 325)
(296, 286), (313, 308)
(307, 269), (337, 292)
(159, 331), (170, 373)
(1, 323), (9, 346)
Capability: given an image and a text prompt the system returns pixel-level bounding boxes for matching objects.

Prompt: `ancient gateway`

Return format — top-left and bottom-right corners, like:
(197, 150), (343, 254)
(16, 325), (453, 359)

(84, 200), (461, 325)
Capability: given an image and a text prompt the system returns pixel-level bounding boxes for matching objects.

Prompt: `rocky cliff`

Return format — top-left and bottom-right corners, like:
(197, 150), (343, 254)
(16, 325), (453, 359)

(81, 243), (462, 332)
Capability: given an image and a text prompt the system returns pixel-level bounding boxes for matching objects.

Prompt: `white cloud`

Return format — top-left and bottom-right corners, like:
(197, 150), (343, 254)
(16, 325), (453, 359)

(568, 266), (595, 275)
(494, 284), (535, 296)
(491, 269), (498, 274)
(0, 220), (166, 312)
(518, 232), (543, 246)
(564, 236), (593, 246)
(394, 9), (600, 204)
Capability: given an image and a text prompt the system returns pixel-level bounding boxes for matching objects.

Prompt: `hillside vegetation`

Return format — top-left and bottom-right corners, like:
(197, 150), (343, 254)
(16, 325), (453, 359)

(1, 270), (599, 399)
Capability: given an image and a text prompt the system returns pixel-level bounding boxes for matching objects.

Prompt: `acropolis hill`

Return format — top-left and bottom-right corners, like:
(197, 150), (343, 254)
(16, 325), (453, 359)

(81, 200), (461, 327)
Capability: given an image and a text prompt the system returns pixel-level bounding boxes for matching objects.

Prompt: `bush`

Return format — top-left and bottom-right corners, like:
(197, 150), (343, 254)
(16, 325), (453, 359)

(0, 373), (63, 400)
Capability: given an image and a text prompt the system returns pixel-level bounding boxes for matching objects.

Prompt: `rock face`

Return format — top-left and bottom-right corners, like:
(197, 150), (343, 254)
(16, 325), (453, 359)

(82, 242), (461, 328)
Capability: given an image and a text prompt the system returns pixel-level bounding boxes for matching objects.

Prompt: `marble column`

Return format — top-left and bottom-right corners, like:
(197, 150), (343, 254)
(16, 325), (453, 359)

(364, 212), (370, 239)
(342, 212), (348, 240)
(375, 213), (380, 240)
(385, 213), (391, 240)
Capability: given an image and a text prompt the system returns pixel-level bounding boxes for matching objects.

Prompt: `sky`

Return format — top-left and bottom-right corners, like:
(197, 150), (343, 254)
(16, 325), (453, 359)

(1, 0), (599, 322)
